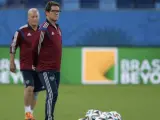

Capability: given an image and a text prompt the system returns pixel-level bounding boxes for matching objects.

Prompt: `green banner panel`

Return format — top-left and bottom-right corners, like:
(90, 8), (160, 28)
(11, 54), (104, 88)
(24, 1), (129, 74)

(61, 47), (81, 84)
(118, 48), (160, 84)
(0, 47), (23, 84)
(0, 47), (82, 84)
(1, 47), (160, 85)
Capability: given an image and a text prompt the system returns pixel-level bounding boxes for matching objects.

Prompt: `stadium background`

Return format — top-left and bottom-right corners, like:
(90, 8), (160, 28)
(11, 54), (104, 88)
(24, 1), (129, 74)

(0, 0), (160, 120)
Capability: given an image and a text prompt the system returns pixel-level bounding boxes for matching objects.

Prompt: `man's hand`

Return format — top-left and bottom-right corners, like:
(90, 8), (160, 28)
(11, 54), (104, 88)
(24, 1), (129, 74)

(10, 62), (16, 73)
(32, 65), (36, 71)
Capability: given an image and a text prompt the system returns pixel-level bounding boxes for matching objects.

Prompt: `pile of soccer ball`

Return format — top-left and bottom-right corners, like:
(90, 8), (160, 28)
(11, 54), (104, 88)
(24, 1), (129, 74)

(78, 109), (122, 120)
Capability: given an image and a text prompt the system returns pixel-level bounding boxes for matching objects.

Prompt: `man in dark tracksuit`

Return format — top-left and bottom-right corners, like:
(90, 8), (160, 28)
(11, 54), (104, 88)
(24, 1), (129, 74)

(32, 1), (62, 120)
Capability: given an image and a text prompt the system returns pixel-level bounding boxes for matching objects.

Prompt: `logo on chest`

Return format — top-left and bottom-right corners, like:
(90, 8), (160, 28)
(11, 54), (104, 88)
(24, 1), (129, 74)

(50, 30), (61, 37)
(27, 33), (32, 36)
(51, 31), (54, 35)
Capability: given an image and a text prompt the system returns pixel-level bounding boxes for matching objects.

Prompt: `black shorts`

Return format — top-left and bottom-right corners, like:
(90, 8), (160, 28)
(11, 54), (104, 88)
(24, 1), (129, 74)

(21, 70), (45, 92)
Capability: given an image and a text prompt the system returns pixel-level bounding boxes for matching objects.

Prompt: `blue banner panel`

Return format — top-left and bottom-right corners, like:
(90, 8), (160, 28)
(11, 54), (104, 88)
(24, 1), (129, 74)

(0, 9), (160, 46)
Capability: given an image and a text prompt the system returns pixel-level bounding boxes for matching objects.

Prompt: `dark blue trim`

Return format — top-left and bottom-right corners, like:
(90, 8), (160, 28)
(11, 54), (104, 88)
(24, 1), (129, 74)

(46, 29), (51, 40)
(39, 27), (47, 31)
(18, 30), (25, 40)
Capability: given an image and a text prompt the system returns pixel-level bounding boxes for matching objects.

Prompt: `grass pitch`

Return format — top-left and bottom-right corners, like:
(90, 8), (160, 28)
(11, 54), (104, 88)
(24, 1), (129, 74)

(0, 84), (159, 120)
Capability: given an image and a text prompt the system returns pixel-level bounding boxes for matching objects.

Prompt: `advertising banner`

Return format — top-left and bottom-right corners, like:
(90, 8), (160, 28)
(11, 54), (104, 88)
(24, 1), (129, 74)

(0, 47), (23, 84)
(119, 48), (160, 84)
(1, 47), (159, 85)
(82, 47), (160, 85)
(0, 47), (82, 84)
(82, 47), (118, 84)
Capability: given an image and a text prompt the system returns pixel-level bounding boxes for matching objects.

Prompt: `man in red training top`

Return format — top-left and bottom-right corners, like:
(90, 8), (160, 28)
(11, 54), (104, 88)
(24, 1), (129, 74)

(32, 1), (62, 120)
(10, 8), (45, 120)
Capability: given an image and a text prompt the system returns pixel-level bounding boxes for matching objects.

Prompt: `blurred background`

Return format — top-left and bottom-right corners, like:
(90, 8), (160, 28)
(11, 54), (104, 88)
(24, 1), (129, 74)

(0, 0), (160, 120)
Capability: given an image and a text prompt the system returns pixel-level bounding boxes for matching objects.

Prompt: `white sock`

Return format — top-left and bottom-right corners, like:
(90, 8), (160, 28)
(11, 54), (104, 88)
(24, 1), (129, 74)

(25, 106), (31, 113)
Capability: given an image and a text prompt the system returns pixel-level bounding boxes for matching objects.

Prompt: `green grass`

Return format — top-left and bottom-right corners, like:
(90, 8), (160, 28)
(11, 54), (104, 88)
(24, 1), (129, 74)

(0, 85), (159, 120)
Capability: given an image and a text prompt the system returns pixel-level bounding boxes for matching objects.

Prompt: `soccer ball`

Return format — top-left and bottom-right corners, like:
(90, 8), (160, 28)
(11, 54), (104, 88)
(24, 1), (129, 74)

(95, 117), (107, 120)
(95, 112), (108, 120)
(95, 111), (122, 120)
(85, 109), (102, 120)
(107, 111), (122, 120)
